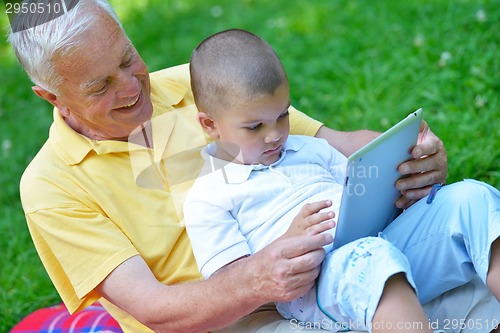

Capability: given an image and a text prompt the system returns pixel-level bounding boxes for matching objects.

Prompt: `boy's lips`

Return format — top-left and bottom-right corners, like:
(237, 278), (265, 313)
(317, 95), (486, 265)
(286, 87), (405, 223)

(264, 144), (282, 155)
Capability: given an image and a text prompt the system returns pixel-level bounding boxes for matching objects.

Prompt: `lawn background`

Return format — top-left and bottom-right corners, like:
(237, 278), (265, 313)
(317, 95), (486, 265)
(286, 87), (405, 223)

(0, 0), (498, 330)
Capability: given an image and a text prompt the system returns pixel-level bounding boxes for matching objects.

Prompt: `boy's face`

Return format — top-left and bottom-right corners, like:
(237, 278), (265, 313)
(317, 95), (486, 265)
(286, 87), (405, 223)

(206, 83), (290, 166)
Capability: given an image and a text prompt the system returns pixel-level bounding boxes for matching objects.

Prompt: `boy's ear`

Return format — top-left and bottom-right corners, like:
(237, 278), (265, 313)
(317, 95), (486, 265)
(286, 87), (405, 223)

(32, 86), (70, 117)
(197, 111), (220, 139)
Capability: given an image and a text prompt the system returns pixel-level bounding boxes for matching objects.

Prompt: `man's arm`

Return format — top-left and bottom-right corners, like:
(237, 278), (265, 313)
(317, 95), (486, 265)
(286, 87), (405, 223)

(315, 120), (447, 209)
(315, 125), (379, 157)
(96, 232), (332, 333)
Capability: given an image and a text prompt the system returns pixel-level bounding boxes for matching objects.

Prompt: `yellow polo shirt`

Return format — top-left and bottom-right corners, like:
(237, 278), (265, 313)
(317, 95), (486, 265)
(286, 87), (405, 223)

(20, 63), (322, 332)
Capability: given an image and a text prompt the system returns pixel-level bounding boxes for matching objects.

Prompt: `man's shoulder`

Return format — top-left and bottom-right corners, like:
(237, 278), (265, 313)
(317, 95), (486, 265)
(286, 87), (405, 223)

(150, 63), (190, 85)
(20, 140), (66, 210)
(21, 140), (58, 181)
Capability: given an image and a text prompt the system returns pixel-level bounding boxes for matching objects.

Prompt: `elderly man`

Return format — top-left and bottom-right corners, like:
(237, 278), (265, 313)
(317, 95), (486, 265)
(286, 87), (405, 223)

(9, 0), (500, 332)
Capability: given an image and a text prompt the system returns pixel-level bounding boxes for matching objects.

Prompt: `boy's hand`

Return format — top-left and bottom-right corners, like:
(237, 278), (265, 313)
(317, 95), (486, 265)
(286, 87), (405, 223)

(282, 200), (336, 239)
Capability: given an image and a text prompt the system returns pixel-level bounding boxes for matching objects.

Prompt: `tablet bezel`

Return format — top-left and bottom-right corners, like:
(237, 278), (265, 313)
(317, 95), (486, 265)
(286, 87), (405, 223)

(332, 108), (423, 250)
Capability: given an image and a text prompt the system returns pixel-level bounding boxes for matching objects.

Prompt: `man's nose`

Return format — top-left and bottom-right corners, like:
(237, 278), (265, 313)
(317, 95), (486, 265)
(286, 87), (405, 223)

(116, 73), (140, 99)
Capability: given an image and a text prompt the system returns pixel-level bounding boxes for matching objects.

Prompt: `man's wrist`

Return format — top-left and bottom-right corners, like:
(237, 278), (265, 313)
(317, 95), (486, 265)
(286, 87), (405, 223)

(214, 254), (269, 307)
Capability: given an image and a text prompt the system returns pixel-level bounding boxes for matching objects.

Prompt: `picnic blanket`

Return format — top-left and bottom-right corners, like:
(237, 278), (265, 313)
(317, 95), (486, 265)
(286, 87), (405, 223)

(10, 302), (122, 333)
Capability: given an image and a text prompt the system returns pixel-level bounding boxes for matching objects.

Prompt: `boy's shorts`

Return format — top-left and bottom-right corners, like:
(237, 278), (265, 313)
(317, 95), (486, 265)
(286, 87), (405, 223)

(277, 237), (413, 332)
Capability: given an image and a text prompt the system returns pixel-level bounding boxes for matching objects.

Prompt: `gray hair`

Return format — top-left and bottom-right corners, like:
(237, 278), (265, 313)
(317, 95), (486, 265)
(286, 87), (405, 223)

(7, 0), (124, 94)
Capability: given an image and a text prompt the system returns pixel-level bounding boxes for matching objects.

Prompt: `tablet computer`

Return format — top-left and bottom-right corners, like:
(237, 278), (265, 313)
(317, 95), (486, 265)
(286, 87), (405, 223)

(332, 108), (423, 250)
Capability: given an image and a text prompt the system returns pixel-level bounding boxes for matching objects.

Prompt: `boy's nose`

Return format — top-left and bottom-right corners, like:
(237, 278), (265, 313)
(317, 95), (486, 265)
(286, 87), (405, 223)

(265, 127), (282, 143)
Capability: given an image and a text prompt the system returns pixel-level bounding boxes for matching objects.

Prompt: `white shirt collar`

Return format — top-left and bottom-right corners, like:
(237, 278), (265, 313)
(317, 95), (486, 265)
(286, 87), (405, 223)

(199, 136), (306, 184)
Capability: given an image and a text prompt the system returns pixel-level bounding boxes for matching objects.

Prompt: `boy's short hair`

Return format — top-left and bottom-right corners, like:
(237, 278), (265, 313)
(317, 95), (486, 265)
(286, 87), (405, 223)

(190, 29), (288, 116)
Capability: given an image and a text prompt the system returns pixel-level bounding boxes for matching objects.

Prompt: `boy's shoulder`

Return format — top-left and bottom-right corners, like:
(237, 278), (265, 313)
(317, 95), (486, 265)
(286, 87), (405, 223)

(285, 135), (347, 164)
(287, 134), (331, 149)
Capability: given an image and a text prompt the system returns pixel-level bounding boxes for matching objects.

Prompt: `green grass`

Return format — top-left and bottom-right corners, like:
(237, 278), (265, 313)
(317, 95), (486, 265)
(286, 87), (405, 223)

(1, 0), (498, 330)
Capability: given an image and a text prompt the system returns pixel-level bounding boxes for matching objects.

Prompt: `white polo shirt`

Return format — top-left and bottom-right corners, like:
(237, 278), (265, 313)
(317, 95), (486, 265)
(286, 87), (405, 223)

(184, 135), (347, 279)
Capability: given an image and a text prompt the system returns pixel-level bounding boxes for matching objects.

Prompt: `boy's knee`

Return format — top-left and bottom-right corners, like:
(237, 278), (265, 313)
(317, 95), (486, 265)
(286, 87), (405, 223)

(350, 237), (406, 263)
(360, 236), (397, 252)
(441, 180), (493, 206)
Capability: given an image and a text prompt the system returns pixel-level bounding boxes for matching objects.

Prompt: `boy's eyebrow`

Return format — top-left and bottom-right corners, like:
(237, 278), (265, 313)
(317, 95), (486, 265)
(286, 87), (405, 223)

(240, 104), (291, 124)
(80, 44), (134, 92)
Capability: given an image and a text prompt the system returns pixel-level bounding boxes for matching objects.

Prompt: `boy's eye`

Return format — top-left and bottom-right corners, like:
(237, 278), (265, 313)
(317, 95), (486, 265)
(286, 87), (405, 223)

(246, 123), (262, 131)
(278, 110), (290, 119)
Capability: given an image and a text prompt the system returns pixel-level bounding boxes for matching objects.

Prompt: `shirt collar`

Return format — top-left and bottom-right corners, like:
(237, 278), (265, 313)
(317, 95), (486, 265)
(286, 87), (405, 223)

(49, 77), (188, 166)
(199, 136), (306, 184)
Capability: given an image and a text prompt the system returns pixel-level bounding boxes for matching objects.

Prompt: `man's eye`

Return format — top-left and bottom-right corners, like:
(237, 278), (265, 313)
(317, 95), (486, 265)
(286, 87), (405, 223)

(92, 84), (108, 96)
(247, 123), (262, 131)
(121, 54), (134, 68)
(122, 58), (133, 68)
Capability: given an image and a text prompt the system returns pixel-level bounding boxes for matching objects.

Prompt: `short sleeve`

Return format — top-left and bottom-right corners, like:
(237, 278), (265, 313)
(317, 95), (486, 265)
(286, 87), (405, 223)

(289, 105), (323, 137)
(184, 177), (251, 279)
(26, 206), (138, 313)
(311, 137), (348, 184)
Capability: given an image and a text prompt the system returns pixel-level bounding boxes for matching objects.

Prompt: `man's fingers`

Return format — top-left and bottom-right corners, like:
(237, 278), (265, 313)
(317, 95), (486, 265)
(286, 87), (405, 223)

(397, 169), (443, 191)
(404, 184), (434, 200)
(396, 184), (435, 208)
(396, 195), (417, 210)
(399, 147), (446, 176)
(274, 266), (320, 302)
(284, 247), (326, 275)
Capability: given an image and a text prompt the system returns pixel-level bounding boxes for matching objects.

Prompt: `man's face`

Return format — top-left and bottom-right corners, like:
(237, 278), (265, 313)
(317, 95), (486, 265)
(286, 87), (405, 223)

(212, 83), (290, 166)
(52, 12), (152, 140)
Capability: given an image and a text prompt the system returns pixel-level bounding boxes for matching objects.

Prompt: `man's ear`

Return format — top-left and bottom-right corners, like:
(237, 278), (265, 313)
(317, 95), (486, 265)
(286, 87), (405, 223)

(32, 86), (70, 117)
(197, 111), (220, 139)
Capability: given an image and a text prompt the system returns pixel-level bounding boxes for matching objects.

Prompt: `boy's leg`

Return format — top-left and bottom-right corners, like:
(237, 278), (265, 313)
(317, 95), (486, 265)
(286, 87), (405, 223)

(381, 179), (500, 303)
(215, 270), (498, 333)
(312, 237), (422, 332)
(373, 273), (431, 332)
(487, 238), (500, 300)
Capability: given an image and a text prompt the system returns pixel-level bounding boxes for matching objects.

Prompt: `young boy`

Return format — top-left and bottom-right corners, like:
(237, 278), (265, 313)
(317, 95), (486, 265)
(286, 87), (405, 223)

(184, 29), (500, 332)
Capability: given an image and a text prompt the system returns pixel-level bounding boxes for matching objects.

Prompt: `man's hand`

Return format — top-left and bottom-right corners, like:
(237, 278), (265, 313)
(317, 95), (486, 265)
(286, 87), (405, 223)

(246, 230), (333, 303)
(396, 120), (447, 209)
(316, 120), (448, 210)
(282, 200), (336, 238)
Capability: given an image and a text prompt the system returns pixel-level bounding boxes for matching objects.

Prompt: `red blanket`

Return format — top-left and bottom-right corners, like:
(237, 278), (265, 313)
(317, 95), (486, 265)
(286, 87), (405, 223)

(10, 302), (122, 333)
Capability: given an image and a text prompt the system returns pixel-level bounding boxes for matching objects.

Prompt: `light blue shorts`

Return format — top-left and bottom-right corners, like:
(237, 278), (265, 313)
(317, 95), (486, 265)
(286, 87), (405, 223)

(276, 180), (500, 332)
(277, 237), (413, 332)
(381, 179), (500, 303)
